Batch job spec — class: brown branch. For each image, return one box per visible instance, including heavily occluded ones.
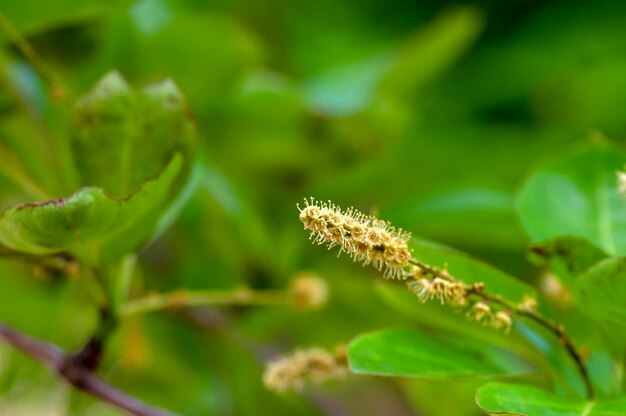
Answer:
[0,321,179,416]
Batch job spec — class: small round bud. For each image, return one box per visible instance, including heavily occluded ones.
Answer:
[491,311,513,335]
[65,260,80,279]
[233,286,254,303]
[33,264,51,280]
[467,301,491,323]
[290,273,329,310]
[407,277,467,305]
[540,273,572,306]
[409,265,424,279]
[518,295,538,312]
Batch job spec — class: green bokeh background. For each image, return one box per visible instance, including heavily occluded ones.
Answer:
[0,0,625,414]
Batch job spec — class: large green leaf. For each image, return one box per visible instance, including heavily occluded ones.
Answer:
[0,154,182,263]
[71,71,196,196]
[304,6,484,116]
[348,328,530,379]
[410,238,536,303]
[575,257,626,331]
[476,382,626,415]
[130,12,262,116]
[378,6,484,101]
[517,143,626,256]
[387,185,522,251]
[0,0,123,36]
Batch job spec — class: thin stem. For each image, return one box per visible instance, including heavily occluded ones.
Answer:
[0,56,62,195]
[120,287,290,317]
[0,11,79,195]
[410,258,595,399]
[91,266,114,307]
[0,321,178,416]
[0,10,69,100]
[113,255,137,311]
[467,288,593,398]
[515,309,594,400]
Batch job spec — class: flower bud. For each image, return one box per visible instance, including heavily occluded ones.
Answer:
[289,273,329,310]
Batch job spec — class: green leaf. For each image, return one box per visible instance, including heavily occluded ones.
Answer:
[401,378,488,416]
[71,71,196,196]
[388,185,522,251]
[476,382,626,415]
[150,160,203,242]
[130,12,262,114]
[348,328,530,379]
[529,236,608,286]
[575,257,626,330]
[378,6,485,101]
[0,154,182,263]
[304,6,484,116]
[410,238,536,303]
[517,143,626,256]
[0,0,123,36]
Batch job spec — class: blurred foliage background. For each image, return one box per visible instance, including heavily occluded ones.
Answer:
[0,0,625,414]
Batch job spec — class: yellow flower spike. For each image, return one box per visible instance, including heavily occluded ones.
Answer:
[263,347,348,393]
[298,198,412,279]
[296,197,594,399]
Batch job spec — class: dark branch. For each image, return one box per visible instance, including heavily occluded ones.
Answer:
[0,321,179,416]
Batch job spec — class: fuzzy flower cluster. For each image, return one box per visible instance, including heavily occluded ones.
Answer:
[298,198,412,279]
[298,198,526,337]
[407,267,514,335]
[466,302,513,334]
[408,276,467,306]
[263,346,348,393]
